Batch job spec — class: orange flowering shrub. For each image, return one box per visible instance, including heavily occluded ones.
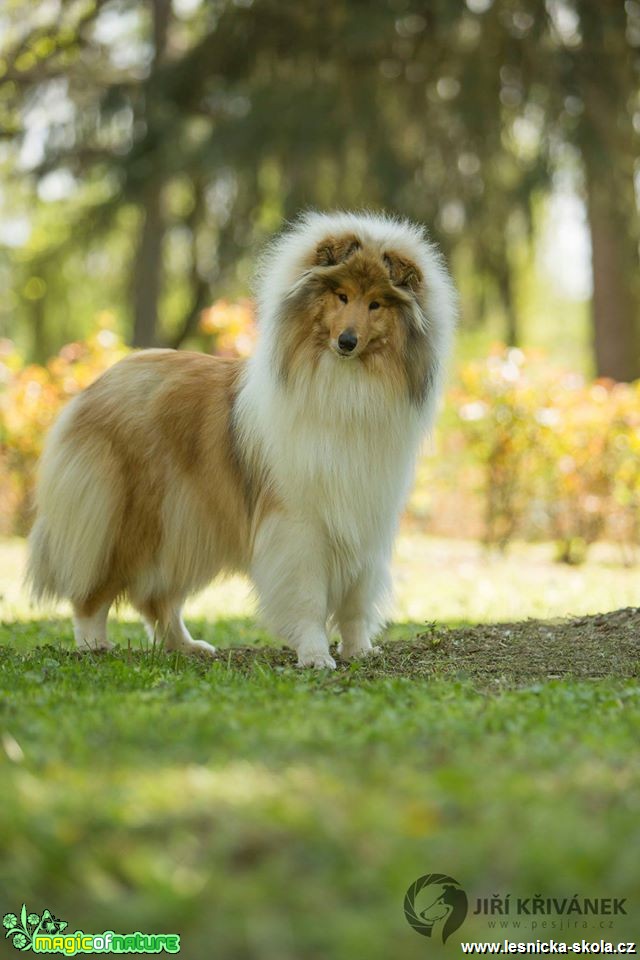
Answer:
[0,322,128,534]
[449,345,640,562]
[452,346,542,549]
[199,299,256,357]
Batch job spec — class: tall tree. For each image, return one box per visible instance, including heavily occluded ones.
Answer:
[539,0,640,379]
[576,2,640,380]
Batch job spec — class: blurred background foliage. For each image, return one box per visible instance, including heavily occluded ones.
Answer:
[1,0,640,554]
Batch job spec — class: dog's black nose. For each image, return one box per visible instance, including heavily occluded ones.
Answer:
[337,330,358,354]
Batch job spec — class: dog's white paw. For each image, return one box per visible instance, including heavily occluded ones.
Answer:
[78,638,114,653]
[296,648,337,670]
[337,641,380,660]
[177,639,217,658]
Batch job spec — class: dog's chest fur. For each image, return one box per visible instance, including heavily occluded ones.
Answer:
[237,354,423,557]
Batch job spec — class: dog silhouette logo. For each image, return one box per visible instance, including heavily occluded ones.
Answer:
[404,873,468,943]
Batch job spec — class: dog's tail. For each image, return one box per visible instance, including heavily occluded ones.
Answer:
[26,398,122,606]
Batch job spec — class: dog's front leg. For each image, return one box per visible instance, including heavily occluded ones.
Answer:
[251,512,335,670]
[336,558,391,659]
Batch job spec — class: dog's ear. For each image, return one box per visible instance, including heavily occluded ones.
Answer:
[383,251,422,292]
[313,234,361,267]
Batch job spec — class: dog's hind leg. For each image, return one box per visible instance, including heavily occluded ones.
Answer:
[137,597,216,658]
[251,512,336,670]
[72,601,113,652]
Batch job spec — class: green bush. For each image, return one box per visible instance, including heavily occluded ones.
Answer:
[448,345,640,562]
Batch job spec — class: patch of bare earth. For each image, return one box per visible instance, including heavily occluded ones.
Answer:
[221,608,640,687]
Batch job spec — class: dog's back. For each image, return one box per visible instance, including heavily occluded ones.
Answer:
[27,350,250,612]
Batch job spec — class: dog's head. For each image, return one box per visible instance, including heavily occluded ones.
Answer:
[305,232,424,363]
[256,212,458,407]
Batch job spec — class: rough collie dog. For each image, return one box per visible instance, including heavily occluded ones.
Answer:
[27,212,457,669]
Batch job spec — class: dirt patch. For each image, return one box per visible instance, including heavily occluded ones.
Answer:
[37,607,640,688]
[221,607,640,687]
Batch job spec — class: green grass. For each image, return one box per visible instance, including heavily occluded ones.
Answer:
[1,538,639,956]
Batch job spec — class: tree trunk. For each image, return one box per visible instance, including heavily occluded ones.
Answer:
[168,178,208,349]
[131,179,164,347]
[577,3,640,381]
[584,167,639,382]
[30,288,48,364]
[130,0,172,348]
[497,265,518,347]
[169,275,210,349]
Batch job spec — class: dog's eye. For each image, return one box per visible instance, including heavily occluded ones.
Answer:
[369,301,380,311]
[337,293,348,304]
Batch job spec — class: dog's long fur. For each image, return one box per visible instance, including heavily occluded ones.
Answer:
[27,211,457,668]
